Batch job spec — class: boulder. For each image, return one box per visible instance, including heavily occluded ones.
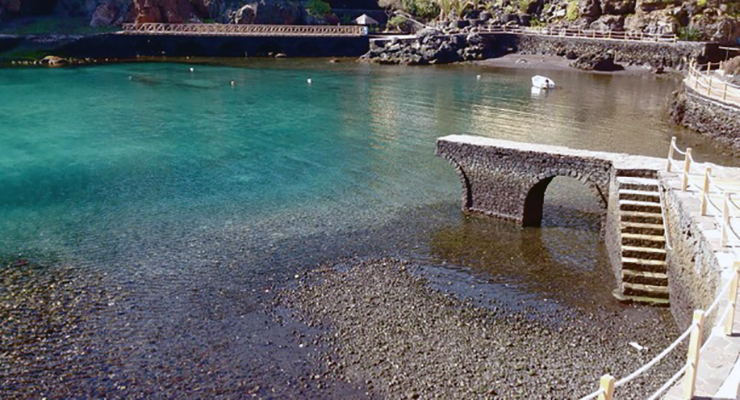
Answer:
[252,0,301,25]
[90,2,118,27]
[579,0,601,21]
[624,9,678,35]
[232,3,256,24]
[570,50,624,71]
[589,14,624,31]
[690,11,740,44]
[600,0,634,15]
[134,0,210,23]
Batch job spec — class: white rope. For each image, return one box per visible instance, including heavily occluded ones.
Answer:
[614,322,696,387]
[672,143,687,156]
[658,186,673,250]
[687,152,696,165]
[645,363,689,400]
[579,388,605,400]
[706,276,736,316]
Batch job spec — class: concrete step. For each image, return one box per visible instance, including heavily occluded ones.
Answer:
[621,221,665,235]
[622,256,667,271]
[619,199,663,213]
[622,233,666,249]
[622,269,669,286]
[622,245,667,261]
[622,282,670,299]
[618,189,661,203]
[619,181,659,191]
[615,170,659,179]
[620,210,664,225]
[612,288,670,307]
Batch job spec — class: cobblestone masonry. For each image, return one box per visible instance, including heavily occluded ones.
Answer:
[511,35,718,67]
[670,85,740,153]
[436,135,737,333]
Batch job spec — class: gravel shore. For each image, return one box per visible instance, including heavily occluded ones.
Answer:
[279,258,684,399]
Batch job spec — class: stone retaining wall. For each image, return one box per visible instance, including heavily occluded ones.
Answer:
[659,173,725,330]
[511,34,719,67]
[670,85,740,153]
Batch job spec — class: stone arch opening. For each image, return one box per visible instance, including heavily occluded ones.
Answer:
[523,175,607,228]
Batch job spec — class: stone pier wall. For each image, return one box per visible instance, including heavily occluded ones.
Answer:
[436,135,737,331]
[510,35,719,67]
[659,173,726,330]
[670,85,740,153]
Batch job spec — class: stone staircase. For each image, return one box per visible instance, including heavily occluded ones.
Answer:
[612,172,670,307]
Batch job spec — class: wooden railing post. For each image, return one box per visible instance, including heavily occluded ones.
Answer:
[667,136,676,172]
[708,73,713,96]
[598,374,615,400]
[725,262,740,335]
[683,310,705,400]
[723,193,730,247]
[701,167,712,215]
[724,82,728,101]
[682,148,692,192]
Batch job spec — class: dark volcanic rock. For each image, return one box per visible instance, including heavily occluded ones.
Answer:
[361,31,490,66]
[570,50,624,71]
[278,258,684,399]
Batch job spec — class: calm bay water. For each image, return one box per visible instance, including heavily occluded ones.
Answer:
[0,60,733,397]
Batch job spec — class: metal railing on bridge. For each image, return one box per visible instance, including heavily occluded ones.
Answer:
[579,138,740,400]
[482,25,677,43]
[685,59,740,107]
[120,23,368,37]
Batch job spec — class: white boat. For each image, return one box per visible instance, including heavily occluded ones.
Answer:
[531,75,555,89]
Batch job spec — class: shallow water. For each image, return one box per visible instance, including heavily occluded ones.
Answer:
[0,60,732,397]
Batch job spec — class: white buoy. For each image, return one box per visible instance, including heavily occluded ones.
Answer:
[476,74,481,80]
[189,67,194,72]
[230,80,235,87]
[307,78,312,84]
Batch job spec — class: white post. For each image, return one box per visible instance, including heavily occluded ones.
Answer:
[725,262,740,336]
[723,193,730,247]
[667,136,676,172]
[701,167,712,216]
[682,148,692,192]
[683,310,705,400]
[598,375,615,400]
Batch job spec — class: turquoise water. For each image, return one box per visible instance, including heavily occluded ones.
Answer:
[0,61,732,396]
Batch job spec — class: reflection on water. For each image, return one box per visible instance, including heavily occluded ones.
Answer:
[0,60,732,396]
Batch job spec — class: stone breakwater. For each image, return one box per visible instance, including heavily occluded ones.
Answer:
[670,85,740,154]
[513,35,718,68]
[361,31,493,65]
[278,258,684,399]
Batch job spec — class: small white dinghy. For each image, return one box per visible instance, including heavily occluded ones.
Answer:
[531,75,555,90]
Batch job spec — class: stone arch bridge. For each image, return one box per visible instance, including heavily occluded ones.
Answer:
[436,135,614,227]
[436,135,670,305]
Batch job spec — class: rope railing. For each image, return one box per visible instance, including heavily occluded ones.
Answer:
[578,138,740,400]
[482,25,677,43]
[579,262,740,400]
[685,59,740,106]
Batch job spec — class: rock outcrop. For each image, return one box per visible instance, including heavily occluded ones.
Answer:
[133,0,210,23]
[361,29,489,65]
[570,50,625,71]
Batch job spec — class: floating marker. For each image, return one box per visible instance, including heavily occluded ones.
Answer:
[307,78,312,84]
[231,80,235,87]
[189,67,194,72]
[476,74,481,80]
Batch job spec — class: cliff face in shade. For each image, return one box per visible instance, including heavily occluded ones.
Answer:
[132,0,209,23]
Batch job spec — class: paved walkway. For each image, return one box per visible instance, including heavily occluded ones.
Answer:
[661,161,740,400]
[685,72,740,109]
